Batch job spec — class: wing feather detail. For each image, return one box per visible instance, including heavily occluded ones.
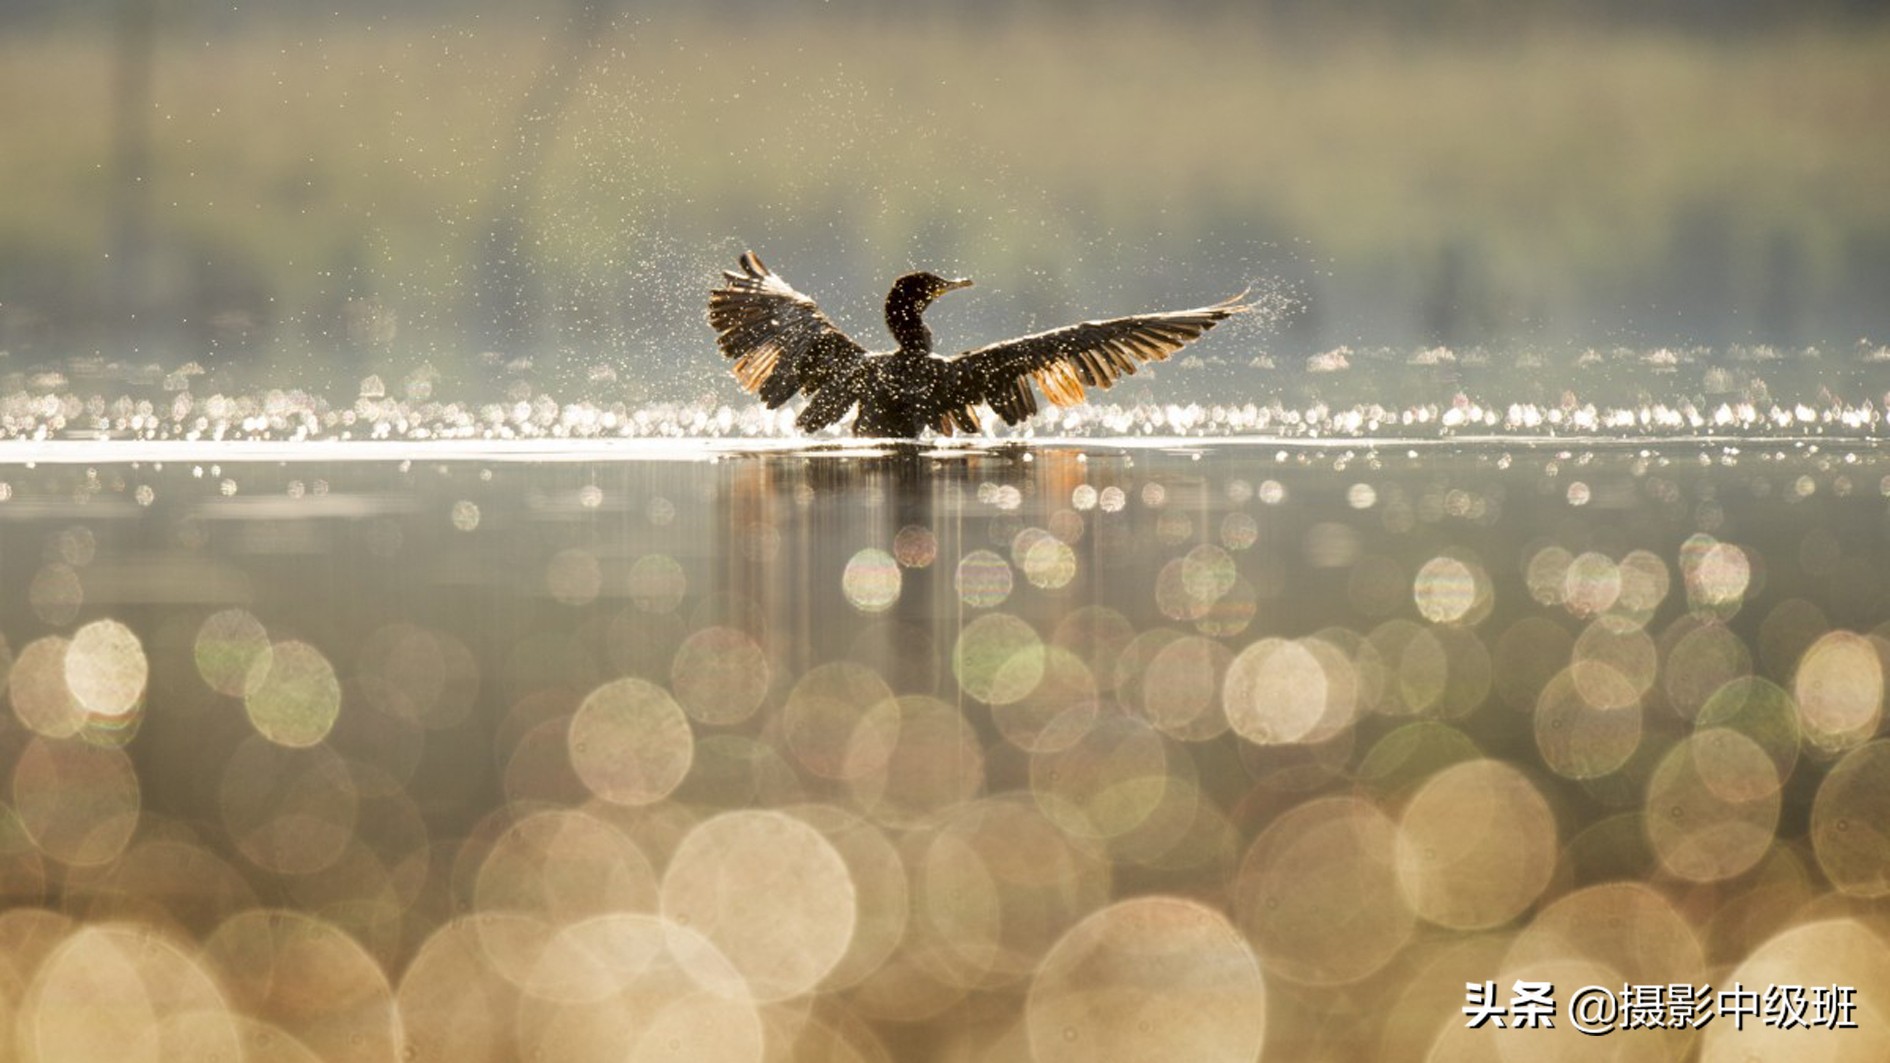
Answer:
[707,251,868,408]
[947,292,1250,425]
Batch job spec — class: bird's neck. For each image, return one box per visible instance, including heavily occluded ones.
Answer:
[885,299,933,355]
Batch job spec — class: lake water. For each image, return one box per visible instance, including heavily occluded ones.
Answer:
[1,435,1887,1060]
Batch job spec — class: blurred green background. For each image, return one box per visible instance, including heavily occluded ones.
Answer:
[2,0,1887,397]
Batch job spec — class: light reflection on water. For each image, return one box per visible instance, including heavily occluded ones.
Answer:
[0,441,1887,1060]
[8,337,1890,446]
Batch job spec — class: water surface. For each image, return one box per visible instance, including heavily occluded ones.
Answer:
[0,438,1886,1060]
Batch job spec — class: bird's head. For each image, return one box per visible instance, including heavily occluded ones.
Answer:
[888,271,973,314]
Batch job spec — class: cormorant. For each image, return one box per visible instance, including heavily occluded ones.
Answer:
[708,251,1249,437]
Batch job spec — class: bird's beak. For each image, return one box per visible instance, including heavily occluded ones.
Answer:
[944,277,973,292]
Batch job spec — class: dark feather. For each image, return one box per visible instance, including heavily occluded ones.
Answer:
[706,251,867,409]
[945,292,1250,425]
[794,367,862,432]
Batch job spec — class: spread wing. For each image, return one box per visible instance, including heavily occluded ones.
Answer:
[947,293,1250,425]
[707,251,868,409]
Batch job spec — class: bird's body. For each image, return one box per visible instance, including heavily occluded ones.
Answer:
[707,251,1248,438]
[852,352,951,438]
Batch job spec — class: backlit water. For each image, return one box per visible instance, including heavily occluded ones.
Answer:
[1,429,1888,1060]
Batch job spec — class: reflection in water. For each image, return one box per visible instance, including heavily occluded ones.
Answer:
[0,441,1888,1059]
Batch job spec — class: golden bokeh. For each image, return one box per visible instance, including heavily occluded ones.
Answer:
[1027,896,1266,1063]
[1810,740,1890,897]
[1660,618,1751,721]
[1140,634,1233,741]
[0,448,1883,1059]
[1793,631,1885,753]
[522,914,763,1062]
[1237,796,1414,985]
[953,549,1014,609]
[1031,711,1172,840]
[8,637,85,739]
[193,609,272,699]
[992,646,1100,753]
[18,923,231,1063]
[671,625,770,725]
[1397,759,1558,929]
[64,620,147,720]
[842,547,903,613]
[14,737,142,868]
[1534,662,1644,780]
[567,677,695,806]
[845,696,985,828]
[661,810,857,1002]
[241,640,341,748]
[952,612,1045,706]
[1645,729,1781,882]
[397,916,520,1062]
[781,662,897,780]
[474,808,659,927]
[1701,919,1890,1062]
[545,547,603,606]
[203,908,401,1061]
[218,737,359,876]
[909,795,1109,992]
[1224,638,1357,745]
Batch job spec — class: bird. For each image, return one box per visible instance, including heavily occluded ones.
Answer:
[707,251,1250,437]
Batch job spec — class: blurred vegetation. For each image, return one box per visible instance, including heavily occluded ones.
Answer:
[1,2,1887,396]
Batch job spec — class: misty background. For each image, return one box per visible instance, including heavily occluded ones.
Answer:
[2,0,1887,403]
